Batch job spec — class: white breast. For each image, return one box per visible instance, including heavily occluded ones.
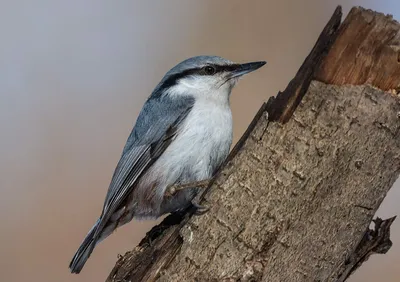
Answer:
[150,99,233,189]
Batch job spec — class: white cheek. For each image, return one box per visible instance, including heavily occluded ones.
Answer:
[181,77,218,92]
[166,76,232,103]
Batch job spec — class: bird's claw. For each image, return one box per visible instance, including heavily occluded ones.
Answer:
[191,201,210,215]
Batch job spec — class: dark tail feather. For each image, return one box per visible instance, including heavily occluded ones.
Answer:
[69,219,100,274]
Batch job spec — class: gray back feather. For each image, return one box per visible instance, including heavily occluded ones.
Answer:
[103,94,194,211]
[123,95,195,153]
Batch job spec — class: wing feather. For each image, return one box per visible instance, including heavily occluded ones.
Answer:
[91,96,194,248]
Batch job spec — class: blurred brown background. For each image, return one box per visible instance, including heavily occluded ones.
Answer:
[1,1,399,281]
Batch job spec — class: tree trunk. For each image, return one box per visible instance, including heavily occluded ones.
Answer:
[107,6,400,282]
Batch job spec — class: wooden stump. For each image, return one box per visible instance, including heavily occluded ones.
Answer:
[107,6,400,282]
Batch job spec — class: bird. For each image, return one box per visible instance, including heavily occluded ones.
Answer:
[69,55,266,273]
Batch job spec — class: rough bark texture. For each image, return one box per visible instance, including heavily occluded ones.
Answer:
[107,6,400,282]
[154,80,400,282]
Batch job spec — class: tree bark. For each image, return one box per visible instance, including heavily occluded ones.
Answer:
[107,6,400,282]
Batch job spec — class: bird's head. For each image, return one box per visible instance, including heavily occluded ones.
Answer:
[153,56,266,103]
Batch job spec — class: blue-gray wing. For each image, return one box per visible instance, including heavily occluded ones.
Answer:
[93,95,194,241]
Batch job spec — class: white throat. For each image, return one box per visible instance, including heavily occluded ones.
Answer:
[165,76,235,106]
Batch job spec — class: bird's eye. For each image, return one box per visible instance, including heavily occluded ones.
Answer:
[204,66,216,75]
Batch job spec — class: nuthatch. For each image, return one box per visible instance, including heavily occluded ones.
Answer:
[69,55,266,273]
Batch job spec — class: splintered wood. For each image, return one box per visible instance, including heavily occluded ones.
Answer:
[316,7,400,91]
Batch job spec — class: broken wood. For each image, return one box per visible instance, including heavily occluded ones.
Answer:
[337,217,396,282]
[107,6,400,282]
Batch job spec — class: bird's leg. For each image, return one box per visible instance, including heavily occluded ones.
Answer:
[164,179,211,197]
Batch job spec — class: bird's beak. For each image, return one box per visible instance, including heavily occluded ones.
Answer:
[229,61,266,78]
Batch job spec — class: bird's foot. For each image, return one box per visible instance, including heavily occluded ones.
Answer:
[165,179,211,197]
[191,200,210,216]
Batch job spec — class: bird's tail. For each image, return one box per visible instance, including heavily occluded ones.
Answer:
[69,219,100,274]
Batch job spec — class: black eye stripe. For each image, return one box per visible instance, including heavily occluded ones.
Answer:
[158,64,241,90]
[213,64,241,73]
